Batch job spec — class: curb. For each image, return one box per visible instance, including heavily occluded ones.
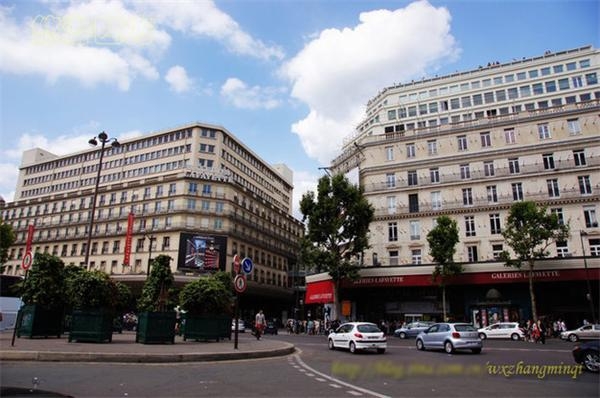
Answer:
[0,343,296,363]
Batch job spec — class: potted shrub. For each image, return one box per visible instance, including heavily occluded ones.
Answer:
[66,268,118,343]
[16,253,66,338]
[136,254,177,344]
[179,271,233,342]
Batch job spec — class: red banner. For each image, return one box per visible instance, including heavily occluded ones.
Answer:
[123,212,135,266]
[25,224,35,254]
[305,280,335,304]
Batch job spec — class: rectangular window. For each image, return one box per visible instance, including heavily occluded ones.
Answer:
[467,246,478,262]
[495,90,506,102]
[567,118,581,135]
[410,220,420,240]
[450,98,460,110]
[532,83,544,95]
[408,194,419,213]
[457,135,468,151]
[408,170,418,186]
[504,128,516,144]
[538,123,551,139]
[472,94,483,105]
[551,208,564,225]
[461,96,471,107]
[427,140,437,155]
[520,85,531,97]
[484,161,495,177]
[490,214,502,234]
[188,182,198,193]
[411,249,422,265]
[487,185,498,203]
[558,78,570,90]
[543,153,555,170]
[585,72,597,85]
[572,76,583,88]
[574,149,586,166]
[484,92,494,104]
[590,239,600,257]
[430,168,440,183]
[462,188,473,206]
[388,222,398,242]
[584,206,598,228]
[389,251,399,266]
[547,179,560,198]
[578,176,592,195]
[460,164,471,179]
[387,196,397,214]
[507,87,518,100]
[509,158,520,174]
[431,191,442,210]
[465,216,476,237]
[386,173,396,189]
[556,241,569,257]
[406,143,416,158]
[385,146,394,161]
[545,81,556,93]
[512,183,524,201]
[480,132,491,148]
[388,109,397,120]
[492,244,503,259]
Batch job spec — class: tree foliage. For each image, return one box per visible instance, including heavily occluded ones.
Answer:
[427,215,462,283]
[18,253,67,309]
[0,220,16,267]
[137,254,175,312]
[179,275,233,316]
[66,269,118,311]
[500,201,570,321]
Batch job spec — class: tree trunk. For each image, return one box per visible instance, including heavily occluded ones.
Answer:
[333,279,341,321]
[528,260,538,321]
[442,284,447,322]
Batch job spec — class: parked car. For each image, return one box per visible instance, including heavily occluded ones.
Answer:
[477,322,525,341]
[561,324,600,342]
[264,321,278,335]
[328,322,387,354]
[572,339,600,373]
[416,323,482,354]
[394,321,434,339]
[231,319,245,333]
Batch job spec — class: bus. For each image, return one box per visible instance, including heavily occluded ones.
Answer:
[0,275,23,330]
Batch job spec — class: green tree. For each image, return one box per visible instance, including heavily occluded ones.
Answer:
[18,253,67,309]
[179,275,233,315]
[0,220,16,268]
[299,174,374,320]
[427,215,461,321]
[138,254,175,312]
[500,201,570,321]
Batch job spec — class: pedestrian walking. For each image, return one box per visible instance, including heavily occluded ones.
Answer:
[254,309,266,340]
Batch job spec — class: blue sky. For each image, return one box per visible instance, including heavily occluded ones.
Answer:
[0,0,598,219]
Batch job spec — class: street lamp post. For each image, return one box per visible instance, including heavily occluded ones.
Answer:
[579,231,597,324]
[145,234,155,275]
[84,132,120,268]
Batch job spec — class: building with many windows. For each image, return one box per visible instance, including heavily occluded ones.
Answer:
[306,46,600,326]
[1,122,305,320]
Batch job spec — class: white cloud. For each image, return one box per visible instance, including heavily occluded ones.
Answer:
[220,77,284,110]
[165,65,192,93]
[133,0,284,61]
[281,0,459,164]
[291,169,320,221]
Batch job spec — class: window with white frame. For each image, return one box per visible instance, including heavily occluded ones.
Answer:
[573,149,587,166]
[550,208,564,225]
[578,176,592,195]
[389,250,399,266]
[386,146,394,161]
[509,158,520,174]
[467,245,478,262]
[584,206,598,228]
[460,164,471,179]
[490,213,502,234]
[484,161,495,177]
[386,173,396,188]
[567,118,581,135]
[492,244,503,259]
[538,123,551,140]
[411,249,422,265]
[547,179,560,198]
[465,216,476,237]
[480,132,491,148]
[589,239,600,257]
[512,183,524,201]
[487,185,498,203]
[504,128,516,144]
[427,140,437,155]
[406,143,416,158]
[457,135,468,151]
[430,168,440,183]
[408,170,418,186]
[388,222,398,241]
[410,220,420,240]
[431,191,442,210]
[555,241,569,257]
[463,188,473,206]
[387,196,397,214]
[543,153,555,170]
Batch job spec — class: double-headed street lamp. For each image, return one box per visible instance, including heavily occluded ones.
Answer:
[579,231,597,324]
[84,132,120,268]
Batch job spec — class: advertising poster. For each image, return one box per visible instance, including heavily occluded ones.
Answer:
[177,233,227,272]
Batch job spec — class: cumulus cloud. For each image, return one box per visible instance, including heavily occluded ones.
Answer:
[281,0,459,164]
[220,77,285,110]
[291,169,320,221]
[165,65,192,93]
[133,0,284,61]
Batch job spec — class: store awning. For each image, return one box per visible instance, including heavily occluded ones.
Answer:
[305,280,334,304]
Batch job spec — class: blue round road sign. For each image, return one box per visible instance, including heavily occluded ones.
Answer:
[241,257,253,274]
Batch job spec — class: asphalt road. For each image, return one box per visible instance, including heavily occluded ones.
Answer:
[2,333,598,397]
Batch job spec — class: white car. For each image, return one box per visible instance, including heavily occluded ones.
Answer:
[478,322,525,341]
[328,322,387,354]
[561,324,600,342]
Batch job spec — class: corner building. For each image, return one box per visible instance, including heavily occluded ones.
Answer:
[1,122,304,320]
[308,46,600,327]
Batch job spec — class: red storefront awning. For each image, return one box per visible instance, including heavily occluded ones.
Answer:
[305,280,334,304]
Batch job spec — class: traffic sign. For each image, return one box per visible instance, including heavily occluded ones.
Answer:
[241,257,253,274]
[233,254,241,274]
[22,251,33,271]
[233,274,247,293]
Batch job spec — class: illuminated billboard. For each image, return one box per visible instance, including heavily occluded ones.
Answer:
[177,233,227,273]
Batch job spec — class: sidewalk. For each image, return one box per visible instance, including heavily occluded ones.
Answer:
[0,330,295,363]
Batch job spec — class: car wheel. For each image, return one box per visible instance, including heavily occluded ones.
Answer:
[511,333,520,341]
[582,350,600,373]
[328,339,335,350]
[377,348,386,354]
[416,339,425,351]
[569,334,579,342]
[471,348,482,354]
[399,332,406,339]
[349,342,357,354]
[444,341,454,354]
[479,333,487,340]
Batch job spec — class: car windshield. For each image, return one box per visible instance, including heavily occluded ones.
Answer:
[357,324,381,333]
[454,324,477,332]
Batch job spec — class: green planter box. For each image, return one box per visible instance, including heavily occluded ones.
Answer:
[17,304,63,338]
[68,309,113,343]
[184,315,229,342]
[136,312,176,344]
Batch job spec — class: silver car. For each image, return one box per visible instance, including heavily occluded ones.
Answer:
[328,322,387,354]
[394,321,434,339]
[416,323,482,354]
[561,324,600,342]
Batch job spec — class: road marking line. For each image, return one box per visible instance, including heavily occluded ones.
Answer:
[347,391,363,396]
[330,384,342,389]
[315,378,327,382]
